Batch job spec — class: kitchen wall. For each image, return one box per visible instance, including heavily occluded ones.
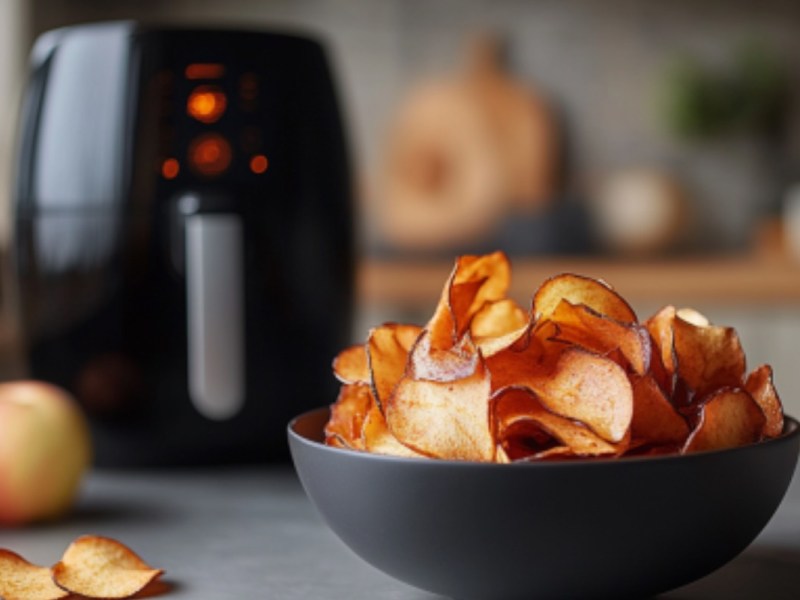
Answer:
[23,0,800,251]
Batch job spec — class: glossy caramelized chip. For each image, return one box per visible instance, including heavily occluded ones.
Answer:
[332,344,369,384]
[52,535,163,599]
[325,384,373,450]
[0,550,69,600]
[745,364,784,438]
[533,273,637,324]
[672,314,746,399]
[682,389,766,454]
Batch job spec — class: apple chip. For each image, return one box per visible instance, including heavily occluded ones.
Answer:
[470,299,530,357]
[471,298,529,339]
[745,364,784,438]
[645,305,677,375]
[367,324,420,408]
[362,404,427,458]
[324,384,373,450]
[630,375,689,444]
[427,251,511,351]
[0,550,69,600]
[672,314,746,400]
[486,319,564,392]
[533,273,637,324]
[495,346,633,443]
[387,353,494,461]
[332,344,369,385]
[682,389,766,453]
[494,387,623,458]
[549,300,651,374]
[52,535,163,599]
[410,331,480,383]
[393,323,424,352]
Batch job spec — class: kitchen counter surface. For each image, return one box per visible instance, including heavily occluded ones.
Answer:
[3,464,799,599]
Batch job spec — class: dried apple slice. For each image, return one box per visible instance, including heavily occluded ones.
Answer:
[533,273,637,324]
[332,344,369,384]
[367,324,420,409]
[494,387,623,457]
[0,550,69,600]
[745,364,784,438]
[324,384,373,450]
[362,403,427,458]
[672,314,746,400]
[486,319,564,392]
[499,346,633,443]
[410,331,481,383]
[387,352,494,461]
[682,388,766,453]
[52,535,163,599]
[630,374,689,444]
[645,305,677,375]
[392,323,424,352]
[471,298,529,339]
[550,300,651,374]
[471,299,530,358]
[427,251,511,350]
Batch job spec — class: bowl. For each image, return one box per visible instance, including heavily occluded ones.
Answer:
[289,407,799,600]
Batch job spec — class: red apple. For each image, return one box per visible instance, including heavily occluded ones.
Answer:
[0,381,91,525]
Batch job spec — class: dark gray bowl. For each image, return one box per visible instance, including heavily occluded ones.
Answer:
[289,408,799,600]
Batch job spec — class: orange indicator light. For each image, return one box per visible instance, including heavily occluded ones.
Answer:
[185,63,225,80]
[161,158,180,179]
[250,154,269,174]
[188,134,232,177]
[187,86,227,123]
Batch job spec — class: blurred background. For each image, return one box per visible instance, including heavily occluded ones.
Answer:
[1,0,800,438]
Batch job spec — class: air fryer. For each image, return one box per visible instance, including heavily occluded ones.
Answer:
[11,22,354,466]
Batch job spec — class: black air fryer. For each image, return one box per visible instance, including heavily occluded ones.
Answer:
[11,22,353,465]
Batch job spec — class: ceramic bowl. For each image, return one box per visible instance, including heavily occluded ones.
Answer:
[289,407,799,600]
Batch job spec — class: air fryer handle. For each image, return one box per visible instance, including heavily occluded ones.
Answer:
[183,201,245,421]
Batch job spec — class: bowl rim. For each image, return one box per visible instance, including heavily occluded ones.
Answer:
[288,406,800,469]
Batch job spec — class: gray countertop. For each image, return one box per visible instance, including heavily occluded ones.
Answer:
[3,464,799,599]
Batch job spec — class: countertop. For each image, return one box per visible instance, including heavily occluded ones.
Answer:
[3,464,799,599]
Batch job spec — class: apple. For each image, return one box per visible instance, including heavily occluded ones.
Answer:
[0,381,91,525]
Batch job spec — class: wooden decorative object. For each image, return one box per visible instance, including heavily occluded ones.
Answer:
[379,35,559,250]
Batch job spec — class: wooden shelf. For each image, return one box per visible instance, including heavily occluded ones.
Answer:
[357,255,800,310]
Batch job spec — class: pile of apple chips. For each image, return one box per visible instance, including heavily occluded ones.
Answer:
[326,252,784,461]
